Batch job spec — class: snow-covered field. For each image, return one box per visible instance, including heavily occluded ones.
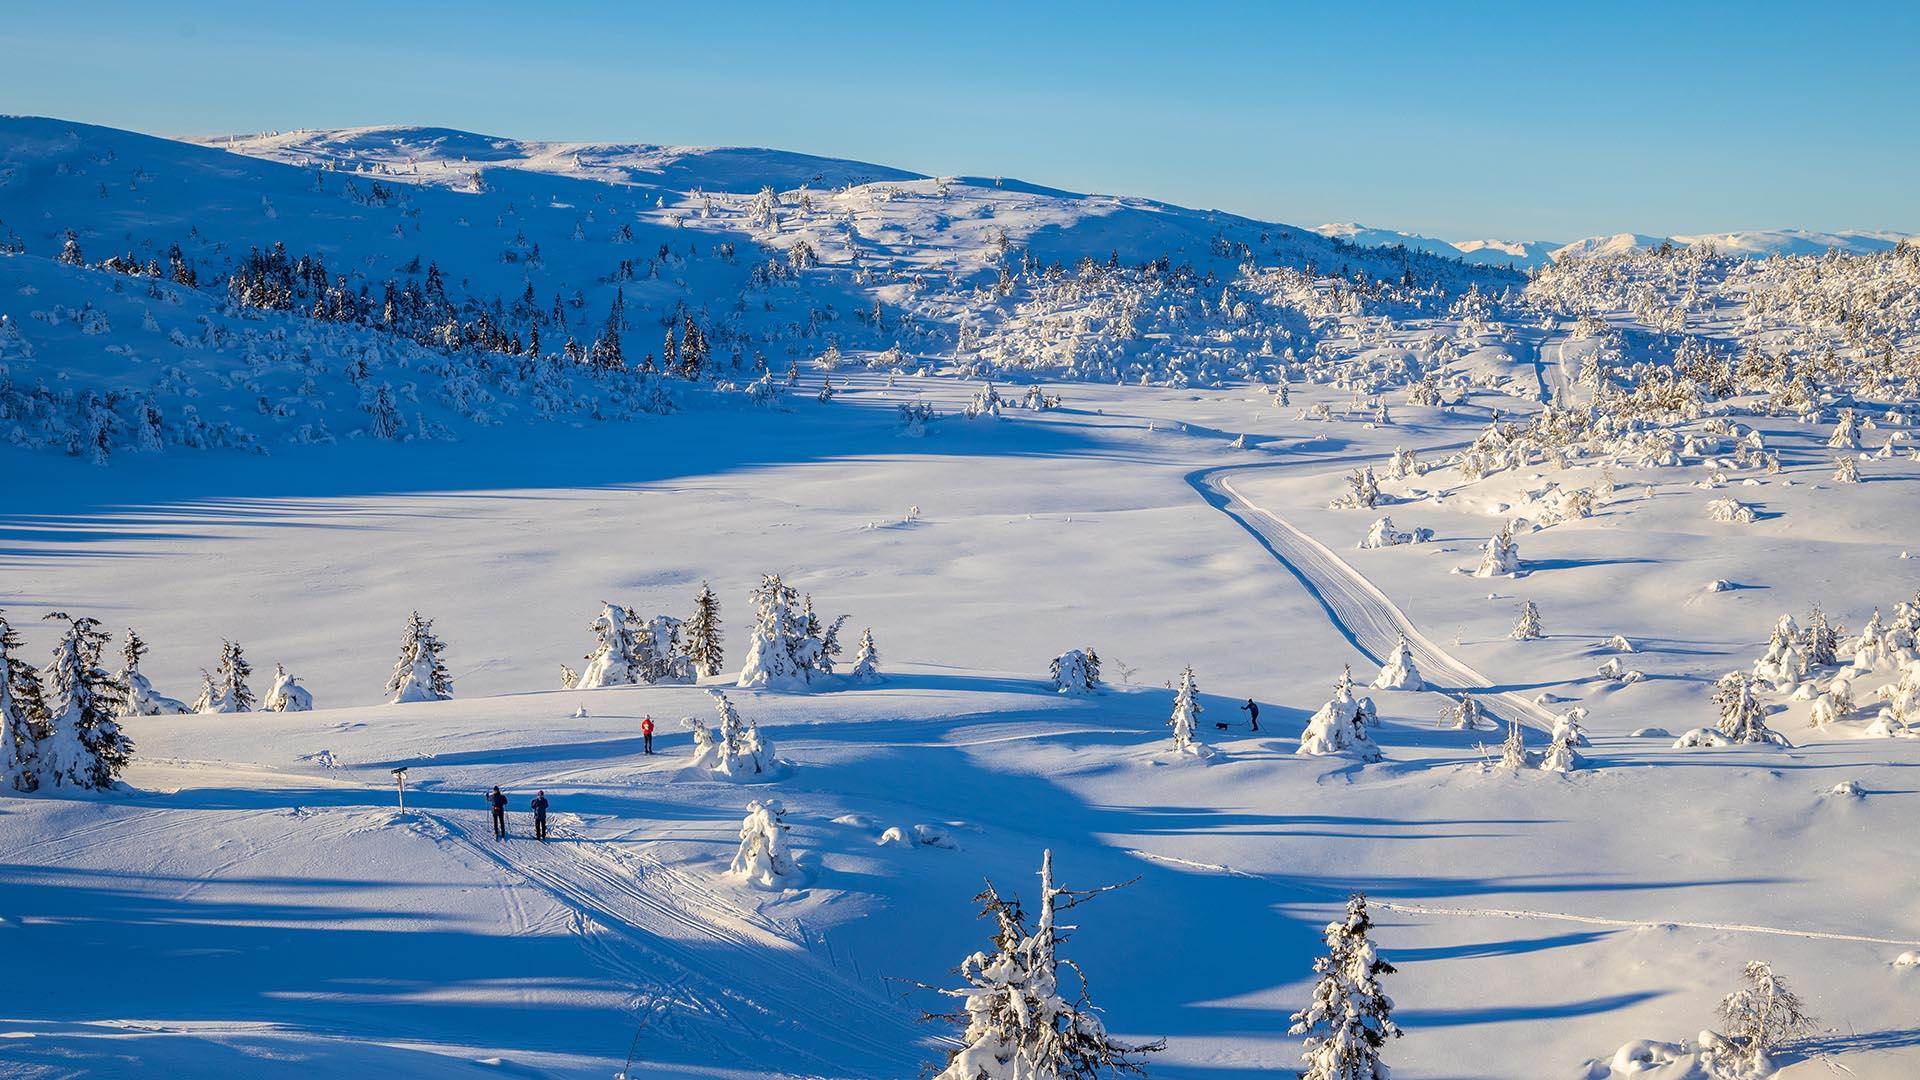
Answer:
[3,115,1919,1079]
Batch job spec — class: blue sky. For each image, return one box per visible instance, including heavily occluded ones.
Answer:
[6,2,1916,241]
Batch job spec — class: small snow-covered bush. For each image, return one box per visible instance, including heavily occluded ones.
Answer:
[728,799,798,887]
[1357,516,1431,549]
[1049,647,1100,694]
[1707,497,1757,524]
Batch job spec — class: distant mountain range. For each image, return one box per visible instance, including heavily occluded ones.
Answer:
[1313,223,1912,269]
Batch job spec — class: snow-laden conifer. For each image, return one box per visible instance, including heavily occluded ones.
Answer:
[195,639,254,713]
[579,602,643,689]
[264,663,314,712]
[1289,893,1400,1080]
[39,613,131,790]
[1169,665,1209,756]
[1370,634,1424,691]
[729,799,798,887]
[1299,667,1382,761]
[1511,600,1544,641]
[1714,672,1789,746]
[115,628,188,716]
[387,611,452,703]
[684,581,724,677]
[850,627,881,683]
[926,849,1164,1080]
[1,612,48,793]
[687,690,774,778]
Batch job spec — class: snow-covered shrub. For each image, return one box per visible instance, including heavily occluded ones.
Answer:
[263,663,314,712]
[1673,727,1734,749]
[1707,497,1757,524]
[1716,961,1817,1072]
[1370,634,1424,691]
[728,799,798,887]
[1357,516,1431,549]
[1049,647,1100,694]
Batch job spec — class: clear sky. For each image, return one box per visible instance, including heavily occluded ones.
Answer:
[5,1,1916,242]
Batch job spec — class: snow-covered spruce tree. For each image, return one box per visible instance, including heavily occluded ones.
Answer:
[1472,524,1519,578]
[39,614,132,790]
[1752,614,1808,690]
[925,849,1164,1080]
[1169,665,1209,756]
[387,611,452,703]
[1443,691,1486,731]
[1299,667,1382,762]
[850,627,881,683]
[1331,466,1382,510]
[1289,893,1401,1080]
[1510,601,1544,641]
[729,799,798,887]
[1716,961,1816,1072]
[579,602,643,689]
[1833,455,1860,483]
[1370,634,1423,691]
[690,690,773,777]
[1498,717,1529,769]
[1,612,49,792]
[684,581,724,678]
[263,663,314,712]
[1539,725,1579,773]
[737,575,810,689]
[196,639,254,713]
[1050,648,1100,695]
[114,628,187,716]
[1802,606,1841,668]
[641,613,695,684]
[1714,672,1789,746]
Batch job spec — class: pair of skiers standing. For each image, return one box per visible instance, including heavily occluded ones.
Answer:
[485,716,656,840]
[488,786,550,841]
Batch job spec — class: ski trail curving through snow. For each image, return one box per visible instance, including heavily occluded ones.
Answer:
[1190,464,1560,734]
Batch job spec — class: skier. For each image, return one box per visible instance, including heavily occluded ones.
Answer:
[487,785,508,840]
[531,789,550,841]
[641,714,655,755]
[1241,698,1260,731]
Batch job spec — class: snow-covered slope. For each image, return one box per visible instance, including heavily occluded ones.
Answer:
[5,113,1920,1080]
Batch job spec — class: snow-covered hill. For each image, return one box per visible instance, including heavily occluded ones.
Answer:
[4,113,1920,1080]
[1313,222,1560,268]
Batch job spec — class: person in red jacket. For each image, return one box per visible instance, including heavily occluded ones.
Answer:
[641,715,655,755]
